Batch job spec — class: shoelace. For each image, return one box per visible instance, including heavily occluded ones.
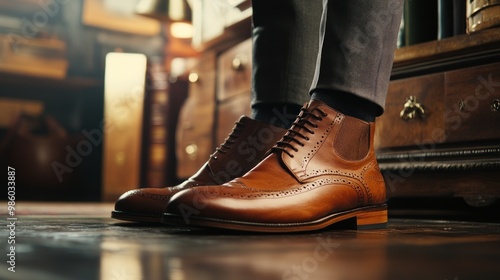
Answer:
[210,120,245,160]
[272,107,327,158]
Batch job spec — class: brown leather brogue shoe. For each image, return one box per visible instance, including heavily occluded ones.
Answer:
[112,116,287,223]
[162,100,388,232]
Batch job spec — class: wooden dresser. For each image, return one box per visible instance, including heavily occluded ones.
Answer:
[176,17,500,206]
[376,27,500,206]
[176,17,252,179]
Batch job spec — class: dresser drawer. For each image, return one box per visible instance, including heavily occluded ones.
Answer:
[375,73,445,150]
[444,62,500,143]
[176,52,217,178]
[217,38,252,101]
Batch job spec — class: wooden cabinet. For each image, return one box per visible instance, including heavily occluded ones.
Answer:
[216,38,252,146]
[376,28,500,205]
[140,60,189,189]
[175,13,252,179]
[176,52,217,178]
[376,73,445,149]
[217,38,253,101]
[444,62,500,143]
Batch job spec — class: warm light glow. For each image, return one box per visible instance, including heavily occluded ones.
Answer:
[99,240,143,280]
[170,58,185,78]
[170,22,194,38]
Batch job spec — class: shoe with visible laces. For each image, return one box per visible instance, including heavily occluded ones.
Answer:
[162,100,388,232]
[111,116,287,223]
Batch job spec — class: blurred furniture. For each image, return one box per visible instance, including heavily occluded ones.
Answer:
[140,59,189,188]
[0,36,68,79]
[102,53,148,201]
[0,74,103,201]
[0,0,166,200]
[176,8,251,179]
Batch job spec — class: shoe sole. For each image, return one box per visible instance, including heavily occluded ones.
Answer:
[111,210,162,223]
[161,204,388,233]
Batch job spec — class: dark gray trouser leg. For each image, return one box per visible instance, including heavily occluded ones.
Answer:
[311,0,404,112]
[251,0,403,113]
[251,0,322,107]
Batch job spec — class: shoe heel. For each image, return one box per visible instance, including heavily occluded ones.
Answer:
[355,205,388,230]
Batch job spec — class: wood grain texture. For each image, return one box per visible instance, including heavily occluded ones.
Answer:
[393,27,500,68]
[444,62,500,142]
[375,73,445,150]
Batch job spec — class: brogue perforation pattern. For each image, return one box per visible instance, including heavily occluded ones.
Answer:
[303,163,375,204]
[136,190,172,201]
[202,177,364,202]
[361,164,374,204]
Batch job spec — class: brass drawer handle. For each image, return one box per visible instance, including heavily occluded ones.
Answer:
[232,55,247,71]
[400,96,425,120]
[188,72,199,83]
[491,99,500,112]
[458,100,465,111]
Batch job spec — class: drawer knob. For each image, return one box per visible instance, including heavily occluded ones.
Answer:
[491,99,500,112]
[188,72,199,83]
[185,144,198,157]
[232,55,247,71]
[400,95,425,120]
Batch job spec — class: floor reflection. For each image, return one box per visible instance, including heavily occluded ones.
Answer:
[98,230,390,280]
[2,217,500,280]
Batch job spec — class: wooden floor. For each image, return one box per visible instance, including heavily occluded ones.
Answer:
[2,202,500,280]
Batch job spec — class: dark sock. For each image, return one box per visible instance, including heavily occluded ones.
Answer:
[311,90,381,122]
[251,103,302,129]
